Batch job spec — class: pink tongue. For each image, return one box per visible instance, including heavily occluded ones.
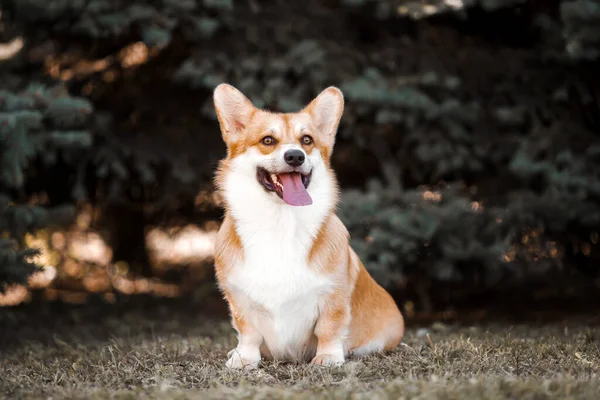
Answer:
[279,173,312,206]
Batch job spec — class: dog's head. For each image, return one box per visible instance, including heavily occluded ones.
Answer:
[213,84,344,208]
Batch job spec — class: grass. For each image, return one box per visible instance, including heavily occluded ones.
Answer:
[1,299,599,399]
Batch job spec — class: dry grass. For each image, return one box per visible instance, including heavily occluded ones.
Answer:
[1,305,599,399]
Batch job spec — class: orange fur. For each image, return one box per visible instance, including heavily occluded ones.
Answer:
[212,83,404,368]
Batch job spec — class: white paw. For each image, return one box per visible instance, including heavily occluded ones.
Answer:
[311,353,345,366]
[225,348,260,370]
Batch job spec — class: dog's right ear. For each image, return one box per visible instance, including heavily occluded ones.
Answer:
[213,84,255,142]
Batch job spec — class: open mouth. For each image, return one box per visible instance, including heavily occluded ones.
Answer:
[257,167,313,206]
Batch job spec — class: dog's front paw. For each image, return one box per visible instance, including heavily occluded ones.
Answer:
[311,353,345,366]
[225,348,260,370]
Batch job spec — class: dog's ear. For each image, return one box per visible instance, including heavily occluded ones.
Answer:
[213,84,256,143]
[303,87,344,147]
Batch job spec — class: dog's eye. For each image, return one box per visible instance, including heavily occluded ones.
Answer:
[261,136,276,145]
[301,135,313,145]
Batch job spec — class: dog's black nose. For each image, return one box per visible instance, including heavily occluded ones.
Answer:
[284,149,305,167]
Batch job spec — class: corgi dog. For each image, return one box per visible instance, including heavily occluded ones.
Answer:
[212,83,404,369]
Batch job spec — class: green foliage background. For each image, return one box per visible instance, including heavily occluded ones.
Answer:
[0,0,599,307]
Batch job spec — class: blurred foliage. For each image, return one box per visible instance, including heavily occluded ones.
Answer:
[6,0,230,47]
[0,77,207,290]
[173,40,334,117]
[339,181,508,288]
[0,84,93,186]
[340,68,486,183]
[560,0,600,61]
[0,237,40,293]
[0,0,599,306]
[0,83,86,290]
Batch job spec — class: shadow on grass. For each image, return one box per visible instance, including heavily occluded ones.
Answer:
[2,285,600,355]
[0,291,230,353]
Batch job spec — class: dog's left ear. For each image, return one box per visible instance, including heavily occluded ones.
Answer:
[303,87,344,147]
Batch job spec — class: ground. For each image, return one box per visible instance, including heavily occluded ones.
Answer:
[1,297,599,399]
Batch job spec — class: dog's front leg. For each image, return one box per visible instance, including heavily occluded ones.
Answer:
[311,296,350,366]
[225,296,263,370]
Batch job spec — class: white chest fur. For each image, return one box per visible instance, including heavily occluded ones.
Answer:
[225,204,336,360]
[221,154,336,360]
[225,229,333,360]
